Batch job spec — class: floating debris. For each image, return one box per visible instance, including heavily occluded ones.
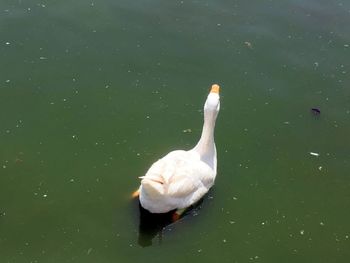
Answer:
[310,152,320,157]
[311,108,321,115]
[244,41,253,49]
[182,128,192,133]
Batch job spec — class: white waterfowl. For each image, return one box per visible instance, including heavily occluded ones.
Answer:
[134,84,221,217]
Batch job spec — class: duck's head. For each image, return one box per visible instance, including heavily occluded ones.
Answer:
[204,84,220,116]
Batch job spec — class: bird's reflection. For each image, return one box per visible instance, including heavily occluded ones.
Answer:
[136,199,204,247]
[137,204,174,247]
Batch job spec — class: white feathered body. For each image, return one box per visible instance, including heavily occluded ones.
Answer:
[139,149,216,213]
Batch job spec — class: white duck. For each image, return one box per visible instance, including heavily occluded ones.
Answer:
[133,84,221,219]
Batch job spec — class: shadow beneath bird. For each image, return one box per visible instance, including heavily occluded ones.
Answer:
[137,204,174,247]
[136,199,205,247]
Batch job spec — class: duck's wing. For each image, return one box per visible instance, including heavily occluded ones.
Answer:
[166,158,214,198]
[143,154,202,196]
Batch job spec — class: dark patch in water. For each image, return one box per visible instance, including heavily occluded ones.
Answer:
[311,108,321,115]
[137,204,174,247]
[135,198,205,247]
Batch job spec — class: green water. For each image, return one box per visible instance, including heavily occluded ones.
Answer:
[1,0,350,262]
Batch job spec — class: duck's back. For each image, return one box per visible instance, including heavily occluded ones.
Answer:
[139,150,215,213]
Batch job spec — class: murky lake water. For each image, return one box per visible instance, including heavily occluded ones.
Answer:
[1,0,350,262]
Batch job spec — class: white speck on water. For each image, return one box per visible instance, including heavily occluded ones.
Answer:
[344,44,349,48]
[300,230,305,235]
[232,196,238,200]
[223,239,227,243]
[87,248,93,255]
[318,166,323,171]
[5,42,10,45]
[310,152,320,157]
[229,221,235,224]
[244,41,253,48]
[43,194,47,198]
[70,179,75,183]
[284,121,290,125]
[50,102,55,105]
[320,222,325,226]
[5,79,10,83]
[39,56,47,60]
[197,249,202,253]
[2,165,6,169]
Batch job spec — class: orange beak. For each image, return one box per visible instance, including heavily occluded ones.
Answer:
[210,84,220,94]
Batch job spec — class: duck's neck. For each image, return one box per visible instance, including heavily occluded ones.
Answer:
[193,111,217,157]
